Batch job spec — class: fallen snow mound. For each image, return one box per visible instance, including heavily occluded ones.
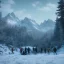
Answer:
[58,45,64,54]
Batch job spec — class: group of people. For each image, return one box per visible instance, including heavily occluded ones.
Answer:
[20,47,38,55]
[20,47,31,55]
[11,47,57,55]
[40,47,57,54]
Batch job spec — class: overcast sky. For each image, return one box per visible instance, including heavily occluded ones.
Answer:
[1,0,59,24]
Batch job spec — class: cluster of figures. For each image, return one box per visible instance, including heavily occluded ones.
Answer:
[11,47,57,55]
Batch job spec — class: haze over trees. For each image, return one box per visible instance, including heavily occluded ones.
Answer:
[0,0,64,49]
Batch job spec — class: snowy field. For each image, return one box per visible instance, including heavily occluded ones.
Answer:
[0,44,64,64]
[0,54,64,64]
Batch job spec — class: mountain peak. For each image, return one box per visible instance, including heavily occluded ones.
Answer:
[4,12,19,22]
[40,19,55,31]
[10,12,16,17]
[24,17,31,21]
[44,19,54,23]
[7,12,17,19]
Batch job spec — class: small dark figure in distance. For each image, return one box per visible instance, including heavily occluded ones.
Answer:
[53,47,57,55]
[35,47,37,53]
[20,48,23,55]
[33,47,35,53]
[25,47,27,55]
[22,51,26,55]
[28,47,30,54]
[44,48,46,53]
[11,48,14,54]
[41,48,43,53]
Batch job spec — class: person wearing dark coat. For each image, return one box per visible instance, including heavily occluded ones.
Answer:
[22,51,26,55]
[25,47,27,55]
[27,47,30,54]
[53,47,57,54]
[35,47,37,53]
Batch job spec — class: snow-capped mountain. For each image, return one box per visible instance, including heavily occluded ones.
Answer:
[3,12,20,26]
[3,12,55,33]
[20,17,40,31]
[20,18,55,32]
[40,19,55,32]
[20,17,43,39]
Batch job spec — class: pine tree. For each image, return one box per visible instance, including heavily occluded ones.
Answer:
[57,0,64,31]
[55,0,64,45]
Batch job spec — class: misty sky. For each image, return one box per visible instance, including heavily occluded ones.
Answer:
[1,0,59,24]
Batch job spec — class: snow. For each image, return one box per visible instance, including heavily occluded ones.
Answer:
[0,44,64,64]
[7,19,17,26]
[57,46,64,54]
[0,54,64,64]
[0,44,11,55]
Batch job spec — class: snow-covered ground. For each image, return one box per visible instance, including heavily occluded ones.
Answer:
[0,44,64,64]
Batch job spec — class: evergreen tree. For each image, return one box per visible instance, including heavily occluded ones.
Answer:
[54,0,64,47]
[57,0,64,28]
[55,0,64,44]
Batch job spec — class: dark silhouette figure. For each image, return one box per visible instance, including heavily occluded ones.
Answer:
[35,47,37,53]
[11,48,14,54]
[24,47,27,55]
[53,47,57,54]
[28,47,30,54]
[41,48,43,53]
[44,48,46,53]
[20,48,23,55]
[22,51,26,55]
[33,47,35,53]
[33,47,37,54]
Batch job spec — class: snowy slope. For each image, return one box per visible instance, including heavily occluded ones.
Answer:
[0,44,11,55]
[57,46,64,54]
[0,53,64,64]
[0,44,64,64]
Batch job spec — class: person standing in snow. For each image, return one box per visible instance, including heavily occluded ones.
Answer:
[20,48,23,55]
[25,47,27,55]
[35,47,37,53]
[53,47,57,54]
[11,47,14,54]
[27,47,30,54]
[41,48,43,53]
[33,47,37,54]
[33,47,35,53]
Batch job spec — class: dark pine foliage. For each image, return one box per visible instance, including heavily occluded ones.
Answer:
[54,0,64,46]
